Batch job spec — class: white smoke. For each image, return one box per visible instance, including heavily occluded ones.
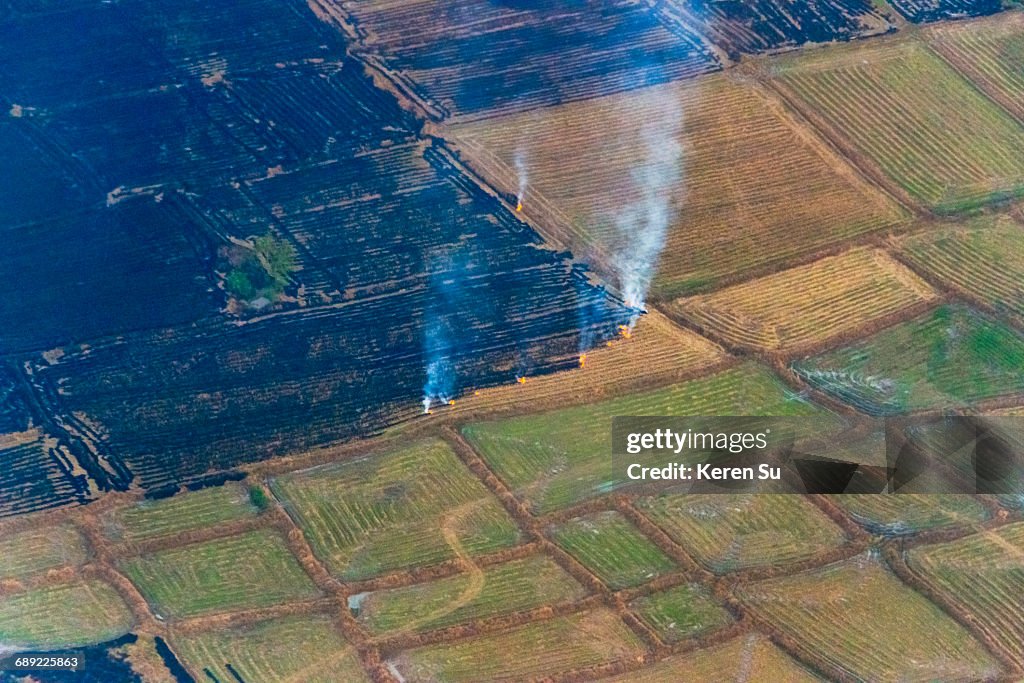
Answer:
[612,94,684,328]
[514,148,528,209]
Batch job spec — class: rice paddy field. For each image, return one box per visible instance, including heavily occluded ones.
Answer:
[0,579,134,650]
[628,582,733,643]
[0,524,87,580]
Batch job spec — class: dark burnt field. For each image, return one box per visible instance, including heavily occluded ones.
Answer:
[888,0,1005,22]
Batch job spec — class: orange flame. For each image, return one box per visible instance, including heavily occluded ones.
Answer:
[579,353,587,368]
[448,399,456,406]
[618,325,632,339]
[515,201,523,212]
[517,376,526,384]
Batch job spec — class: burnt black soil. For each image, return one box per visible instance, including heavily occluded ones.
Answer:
[887,0,1005,22]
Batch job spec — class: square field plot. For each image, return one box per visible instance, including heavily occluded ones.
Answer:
[0,197,220,355]
[0,428,94,518]
[908,522,1024,669]
[172,614,368,683]
[793,304,1024,415]
[671,248,936,354]
[548,511,675,590]
[774,39,1024,213]
[900,216,1024,322]
[354,554,586,635]
[832,494,990,536]
[737,557,1001,682]
[462,363,824,514]
[388,608,644,682]
[100,482,259,544]
[272,439,521,581]
[0,579,133,650]
[452,75,907,298]
[628,582,732,643]
[636,494,846,574]
[119,529,319,619]
[603,633,820,682]
[340,0,718,120]
[0,524,88,580]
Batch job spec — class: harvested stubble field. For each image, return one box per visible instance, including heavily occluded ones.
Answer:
[737,557,1001,682]
[463,363,824,514]
[0,524,87,580]
[0,428,93,518]
[908,522,1024,669]
[388,608,645,682]
[355,554,586,635]
[793,304,1024,415]
[602,632,820,682]
[830,493,991,535]
[628,582,733,643]
[636,494,846,574]
[171,614,369,683]
[271,439,521,581]
[548,511,676,590]
[672,247,937,353]
[452,74,907,298]
[119,529,319,619]
[100,481,258,544]
[899,216,1024,322]
[774,38,1024,213]
[0,578,134,650]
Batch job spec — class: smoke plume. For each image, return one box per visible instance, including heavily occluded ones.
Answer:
[514,148,528,211]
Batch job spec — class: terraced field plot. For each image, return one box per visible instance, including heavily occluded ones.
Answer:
[272,439,521,581]
[628,582,732,643]
[900,216,1024,321]
[453,75,907,298]
[0,579,133,650]
[776,39,1024,212]
[100,481,258,544]
[355,554,586,635]
[0,524,87,580]
[172,614,368,683]
[389,608,644,682]
[120,529,319,618]
[636,494,846,573]
[603,633,820,682]
[909,522,1024,668]
[889,0,1005,22]
[549,511,675,590]
[793,304,1024,414]
[339,0,718,120]
[832,494,991,535]
[463,363,824,514]
[0,428,93,519]
[739,558,1001,681]
[672,248,936,353]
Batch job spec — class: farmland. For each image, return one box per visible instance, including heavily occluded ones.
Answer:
[463,363,824,513]
[908,522,1024,668]
[355,554,586,635]
[548,511,676,589]
[0,524,87,580]
[628,582,733,643]
[775,39,1024,212]
[172,615,368,683]
[793,304,1024,414]
[889,0,1005,23]
[452,74,907,298]
[388,608,644,682]
[636,494,846,573]
[0,579,134,650]
[0,428,94,518]
[672,248,936,353]
[271,439,521,580]
[119,529,319,618]
[832,494,991,535]
[737,557,1001,682]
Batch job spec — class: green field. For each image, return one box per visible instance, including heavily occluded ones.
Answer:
[356,554,586,634]
[463,363,823,513]
[794,304,1024,414]
[173,614,368,682]
[628,582,732,643]
[777,40,1024,212]
[0,579,133,649]
[101,482,259,544]
[738,557,1000,682]
[909,522,1024,669]
[548,511,675,589]
[390,608,644,682]
[637,494,845,573]
[120,529,318,618]
[0,524,88,579]
[901,218,1024,321]
[272,439,521,581]
[833,494,990,535]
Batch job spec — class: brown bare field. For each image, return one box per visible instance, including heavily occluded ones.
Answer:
[450,73,908,299]
[671,247,937,353]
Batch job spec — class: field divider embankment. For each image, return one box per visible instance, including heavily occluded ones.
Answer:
[743,609,862,683]
[169,596,340,636]
[104,514,271,560]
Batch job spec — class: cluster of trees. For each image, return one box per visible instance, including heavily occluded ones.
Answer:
[223,233,297,306]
